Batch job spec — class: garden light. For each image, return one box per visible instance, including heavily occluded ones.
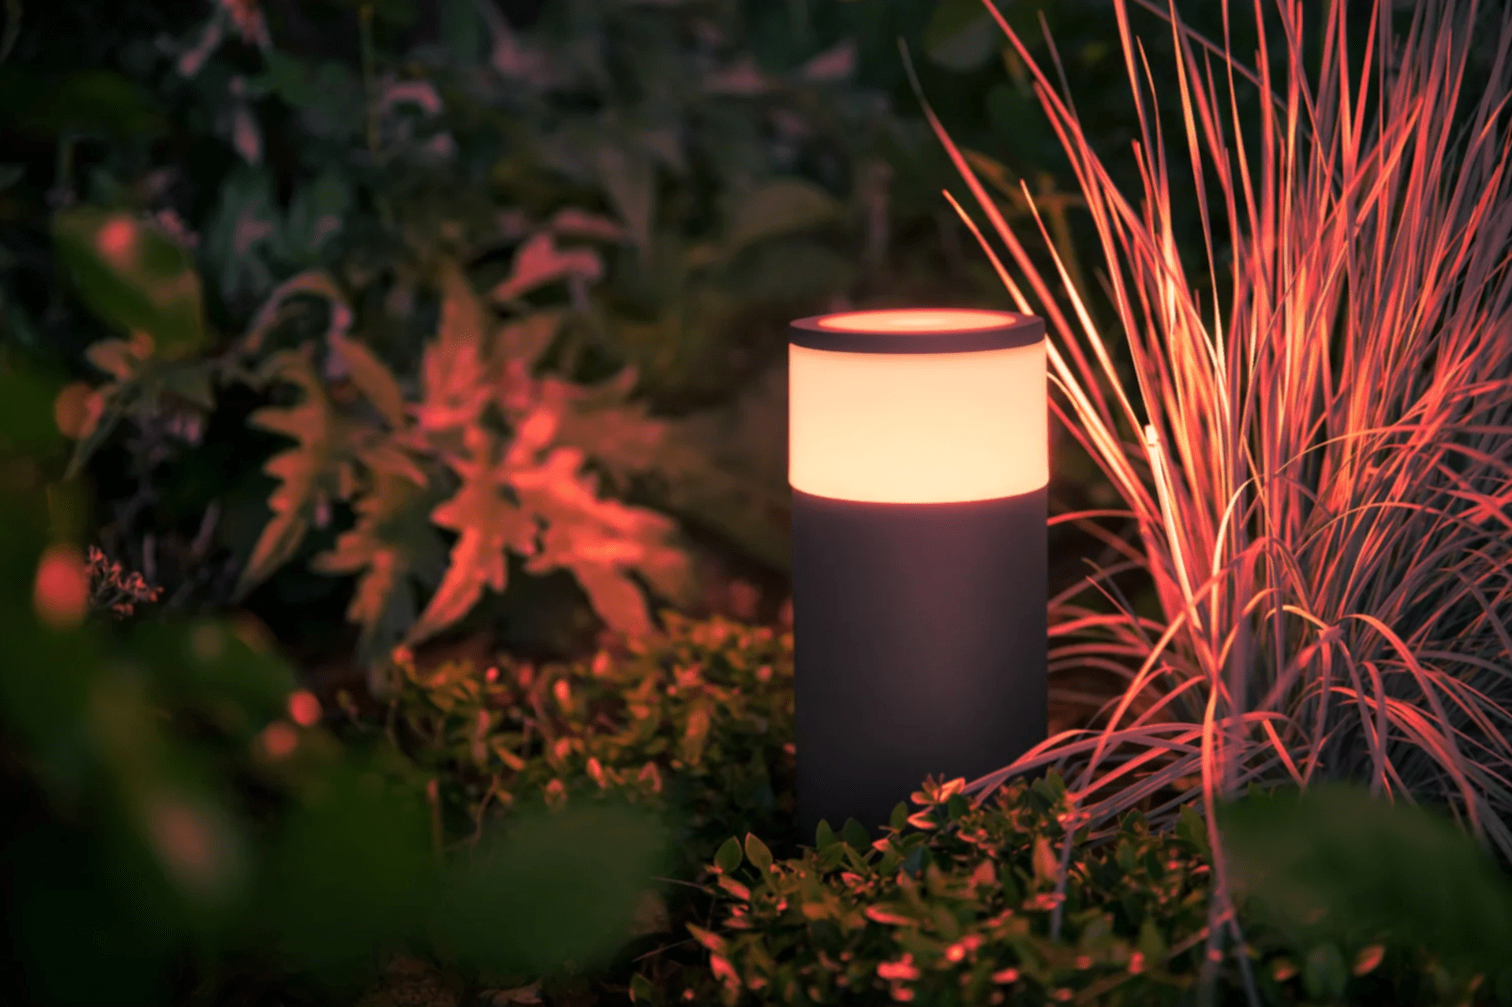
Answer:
[789,308,1048,833]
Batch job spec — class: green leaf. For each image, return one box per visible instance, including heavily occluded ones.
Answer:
[628,973,660,1006]
[724,178,839,254]
[997,863,1021,905]
[0,68,164,138]
[1302,944,1347,1002]
[1221,785,1512,977]
[53,208,206,357]
[1137,916,1166,961]
[1177,804,1210,858]
[312,470,447,664]
[890,802,909,832]
[924,0,1000,72]
[744,833,773,873]
[283,169,352,264]
[0,366,63,456]
[204,168,282,305]
[841,818,870,851]
[815,819,837,850]
[714,836,743,874]
[257,53,363,136]
[429,802,668,975]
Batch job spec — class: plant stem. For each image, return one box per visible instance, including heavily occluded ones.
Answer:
[359,3,380,159]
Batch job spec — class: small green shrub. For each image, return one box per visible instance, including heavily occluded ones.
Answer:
[680,778,1512,1007]
[390,612,797,873]
[687,775,1214,1007]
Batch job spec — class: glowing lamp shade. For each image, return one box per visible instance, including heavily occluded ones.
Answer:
[790,311,1047,504]
[789,308,1049,835]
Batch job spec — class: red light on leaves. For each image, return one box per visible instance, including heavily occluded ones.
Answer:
[96,217,137,265]
[287,690,322,727]
[34,545,90,630]
[260,722,298,759]
[53,382,104,440]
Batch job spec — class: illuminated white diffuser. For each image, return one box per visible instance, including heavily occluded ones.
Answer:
[789,308,1048,833]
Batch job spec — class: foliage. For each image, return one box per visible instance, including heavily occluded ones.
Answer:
[0,361,669,1006]
[686,779,1510,1007]
[690,774,1211,1007]
[1221,785,1512,989]
[0,0,984,653]
[85,543,165,618]
[905,0,1512,992]
[1,0,1170,659]
[389,611,796,876]
[55,201,694,669]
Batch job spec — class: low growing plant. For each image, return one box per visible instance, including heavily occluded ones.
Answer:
[688,774,1212,1007]
[387,612,797,873]
[682,779,1509,1007]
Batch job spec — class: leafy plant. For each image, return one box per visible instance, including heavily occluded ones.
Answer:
[687,774,1214,1007]
[910,0,1512,991]
[1221,785,1512,995]
[22,0,983,663]
[63,237,694,669]
[389,611,796,874]
[686,777,1512,1007]
[0,361,669,1006]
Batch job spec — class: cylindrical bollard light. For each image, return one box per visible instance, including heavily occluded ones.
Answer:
[789,308,1048,835]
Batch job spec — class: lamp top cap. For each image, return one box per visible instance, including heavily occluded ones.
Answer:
[790,308,1044,354]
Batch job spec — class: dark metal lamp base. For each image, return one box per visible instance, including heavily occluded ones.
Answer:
[792,488,1048,836]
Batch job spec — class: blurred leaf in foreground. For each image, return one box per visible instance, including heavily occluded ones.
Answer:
[52,208,207,358]
[431,801,668,977]
[1220,785,1512,978]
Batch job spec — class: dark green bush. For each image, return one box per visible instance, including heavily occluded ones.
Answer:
[684,779,1512,1007]
[389,611,797,876]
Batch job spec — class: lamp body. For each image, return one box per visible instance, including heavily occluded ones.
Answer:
[789,309,1048,834]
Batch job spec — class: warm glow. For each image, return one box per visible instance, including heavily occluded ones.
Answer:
[288,691,323,728]
[816,309,1017,333]
[33,544,90,630]
[789,341,1047,504]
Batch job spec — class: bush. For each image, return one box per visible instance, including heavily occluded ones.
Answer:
[691,774,1211,1007]
[389,612,797,878]
[686,777,1512,1007]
